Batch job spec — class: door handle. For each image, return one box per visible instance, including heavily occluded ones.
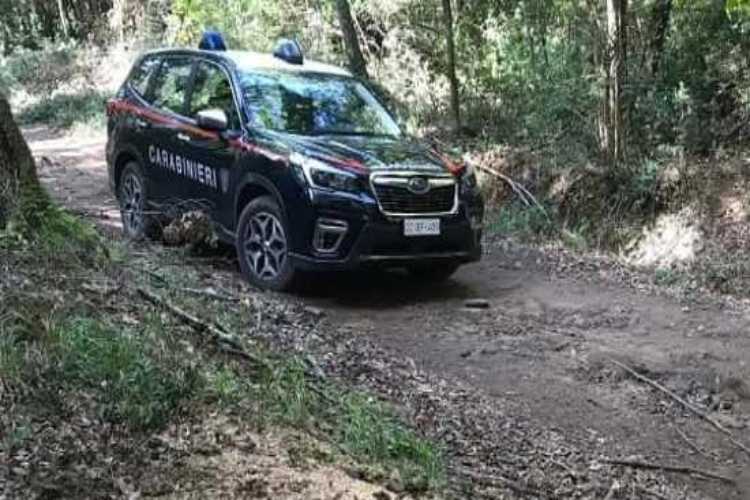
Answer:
[176,133,191,142]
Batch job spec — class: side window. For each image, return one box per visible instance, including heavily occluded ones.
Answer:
[128,56,160,100]
[189,62,241,130]
[150,57,193,115]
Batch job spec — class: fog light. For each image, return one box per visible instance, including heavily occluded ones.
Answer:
[313,218,348,253]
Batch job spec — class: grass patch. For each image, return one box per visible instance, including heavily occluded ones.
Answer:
[53,317,202,430]
[250,359,444,492]
[0,332,25,381]
[260,360,318,427]
[17,90,109,129]
[337,393,445,491]
[4,190,106,267]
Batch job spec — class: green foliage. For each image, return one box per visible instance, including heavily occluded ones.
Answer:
[337,393,444,491]
[259,359,318,427]
[1,43,82,94]
[53,317,201,430]
[0,332,25,381]
[249,358,444,491]
[206,364,251,406]
[5,194,106,267]
[488,202,555,239]
[17,90,109,128]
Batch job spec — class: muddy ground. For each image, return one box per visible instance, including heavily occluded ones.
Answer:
[25,125,750,499]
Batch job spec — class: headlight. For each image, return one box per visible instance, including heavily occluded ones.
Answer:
[460,163,478,194]
[290,152,360,193]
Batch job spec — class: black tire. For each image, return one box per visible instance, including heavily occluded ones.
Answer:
[118,162,159,240]
[236,196,297,291]
[407,262,461,283]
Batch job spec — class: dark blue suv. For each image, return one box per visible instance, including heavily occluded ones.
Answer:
[106,37,484,290]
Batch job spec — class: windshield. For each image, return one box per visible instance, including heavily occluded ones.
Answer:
[239,70,401,137]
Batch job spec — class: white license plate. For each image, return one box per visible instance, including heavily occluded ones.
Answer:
[404,218,441,236]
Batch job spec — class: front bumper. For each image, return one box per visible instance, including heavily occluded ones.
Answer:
[288,188,483,271]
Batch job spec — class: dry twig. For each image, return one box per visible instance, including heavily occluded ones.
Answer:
[608,357,750,458]
[452,467,542,496]
[179,286,237,302]
[673,425,713,460]
[475,163,549,219]
[136,287,268,369]
[604,458,735,484]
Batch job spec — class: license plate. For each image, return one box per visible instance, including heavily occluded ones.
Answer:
[404,218,440,236]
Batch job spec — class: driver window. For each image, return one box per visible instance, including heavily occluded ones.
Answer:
[190,62,240,130]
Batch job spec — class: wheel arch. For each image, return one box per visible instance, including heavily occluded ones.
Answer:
[113,146,144,193]
[234,174,288,228]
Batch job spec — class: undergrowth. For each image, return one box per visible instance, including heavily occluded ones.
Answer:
[1,204,445,493]
[16,90,109,129]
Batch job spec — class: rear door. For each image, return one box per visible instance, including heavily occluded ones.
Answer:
[143,56,195,205]
[108,55,160,189]
[182,59,242,228]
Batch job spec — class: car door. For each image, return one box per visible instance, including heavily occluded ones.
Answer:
[182,59,242,228]
[144,55,195,206]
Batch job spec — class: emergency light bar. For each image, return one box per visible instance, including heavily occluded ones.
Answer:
[199,30,227,51]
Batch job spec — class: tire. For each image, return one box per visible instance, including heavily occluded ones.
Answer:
[236,196,297,291]
[118,162,159,240]
[407,262,460,283]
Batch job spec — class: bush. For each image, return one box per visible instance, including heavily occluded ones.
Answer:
[17,90,109,128]
[1,43,83,95]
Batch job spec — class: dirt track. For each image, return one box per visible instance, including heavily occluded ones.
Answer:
[26,125,750,498]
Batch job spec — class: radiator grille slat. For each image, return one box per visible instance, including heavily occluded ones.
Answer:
[372,181,456,215]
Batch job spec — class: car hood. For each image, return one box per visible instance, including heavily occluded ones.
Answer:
[261,132,460,175]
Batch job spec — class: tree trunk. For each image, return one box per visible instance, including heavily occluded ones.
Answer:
[0,94,43,229]
[335,0,369,80]
[442,0,461,130]
[57,0,70,39]
[599,0,627,166]
[650,0,671,76]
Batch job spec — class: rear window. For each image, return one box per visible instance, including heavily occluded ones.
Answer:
[128,56,160,99]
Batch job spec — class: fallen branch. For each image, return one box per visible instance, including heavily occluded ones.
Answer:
[136,287,268,369]
[476,164,549,219]
[179,286,237,302]
[608,357,750,458]
[674,425,713,460]
[604,458,735,484]
[451,467,541,496]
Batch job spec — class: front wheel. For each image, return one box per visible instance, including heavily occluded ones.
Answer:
[407,262,460,283]
[236,196,297,291]
[118,162,158,240]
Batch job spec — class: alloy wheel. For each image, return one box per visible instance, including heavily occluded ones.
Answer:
[121,171,144,235]
[243,212,288,280]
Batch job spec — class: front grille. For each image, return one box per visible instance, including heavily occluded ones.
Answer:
[372,178,456,215]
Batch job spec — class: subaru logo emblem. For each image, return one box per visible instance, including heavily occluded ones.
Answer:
[407,177,430,194]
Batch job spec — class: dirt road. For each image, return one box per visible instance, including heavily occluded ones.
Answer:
[26,126,750,498]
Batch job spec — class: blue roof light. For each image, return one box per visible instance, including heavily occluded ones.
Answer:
[273,39,304,65]
[199,30,227,51]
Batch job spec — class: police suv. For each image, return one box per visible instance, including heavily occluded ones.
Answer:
[107,33,484,291]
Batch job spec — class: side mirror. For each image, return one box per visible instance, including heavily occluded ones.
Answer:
[196,109,228,132]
